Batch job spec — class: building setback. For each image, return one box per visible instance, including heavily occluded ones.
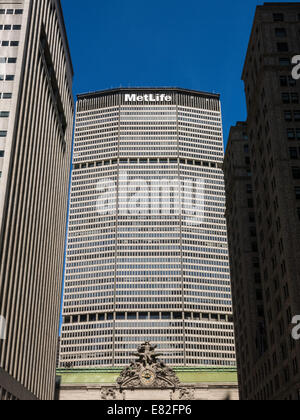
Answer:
[0,0,74,400]
[224,3,300,400]
[60,87,236,370]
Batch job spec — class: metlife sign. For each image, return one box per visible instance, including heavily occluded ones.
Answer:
[124,93,173,103]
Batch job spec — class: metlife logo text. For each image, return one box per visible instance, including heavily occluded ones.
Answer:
[124,93,173,103]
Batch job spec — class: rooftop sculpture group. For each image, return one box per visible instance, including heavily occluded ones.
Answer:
[117,342,180,389]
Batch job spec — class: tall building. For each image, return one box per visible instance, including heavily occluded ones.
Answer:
[60,87,236,370]
[224,122,268,399]
[0,0,74,400]
[224,3,300,400]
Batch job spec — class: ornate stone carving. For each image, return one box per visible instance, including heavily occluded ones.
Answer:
[101,388,117,400]
[179,388,195,400]
[117,342,180,389]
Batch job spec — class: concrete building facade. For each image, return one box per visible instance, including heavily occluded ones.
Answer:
[60,87,236,371]
[0,0,74,400]
[224,3,300,400]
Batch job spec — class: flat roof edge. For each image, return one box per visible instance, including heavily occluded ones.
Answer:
[77,87,221,101]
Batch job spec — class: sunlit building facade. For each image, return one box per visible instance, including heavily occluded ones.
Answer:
[60,88,236,369]
[0,0,74,400]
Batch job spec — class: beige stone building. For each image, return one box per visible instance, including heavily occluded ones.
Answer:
[56,368,239,401]
[224,3,300,400]
[0,0,74,400]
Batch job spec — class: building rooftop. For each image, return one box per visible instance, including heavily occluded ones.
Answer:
[77,87,221,101]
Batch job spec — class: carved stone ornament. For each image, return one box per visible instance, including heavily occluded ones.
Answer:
[101,388,117,400]
[179,388,195,400]
[117,342,181,389]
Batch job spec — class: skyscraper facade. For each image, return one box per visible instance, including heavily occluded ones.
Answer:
[224,122,268,399]
[60,88,236,370]
[0,0,74,400]
[224,3,300,400]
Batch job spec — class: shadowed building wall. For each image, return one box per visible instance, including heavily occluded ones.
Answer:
[224,3,300,400]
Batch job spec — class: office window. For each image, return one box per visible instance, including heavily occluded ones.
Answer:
[284,111,292,121]
[294,111,300,122]
[292,167,300,179]
[0,112,9,118]
[273,13,284,22]
[0,131,7,137]
[284,94,299,104]
[0,41,19,47]
[0,58,17,64]
[282,93,290,104]
[0,150,4,157]
[279,58,290,66]
[287,129,295,139]
[280,76,288,87]
[291,93,299,104]
[289,147,298,159]
[288,76,297,87]
[0,9,23,14]
[275,28,287,37]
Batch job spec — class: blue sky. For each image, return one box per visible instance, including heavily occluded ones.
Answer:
[60,0,290,143]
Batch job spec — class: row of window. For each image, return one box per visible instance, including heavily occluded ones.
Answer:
[0,8,23,15]
[0,41,19,47]
[289,147,300,160]
[0,25,21,30]
[0,74,14,81]
[0,93,12,99]
[273,12,300,22]
[74,157,219,170]
[280,75,296,87]
[284,110,300,122]
[282,92,299,104]
[64,311,232,324]
[0,57,17,63]
[287,128,300,140]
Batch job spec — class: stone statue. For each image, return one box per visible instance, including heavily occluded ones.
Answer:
[132,342,162,367]
[117,342,180,389]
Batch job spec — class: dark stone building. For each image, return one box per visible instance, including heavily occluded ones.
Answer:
[224,3,300,400]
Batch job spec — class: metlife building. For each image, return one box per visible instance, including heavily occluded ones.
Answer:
[60,88,236,369]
